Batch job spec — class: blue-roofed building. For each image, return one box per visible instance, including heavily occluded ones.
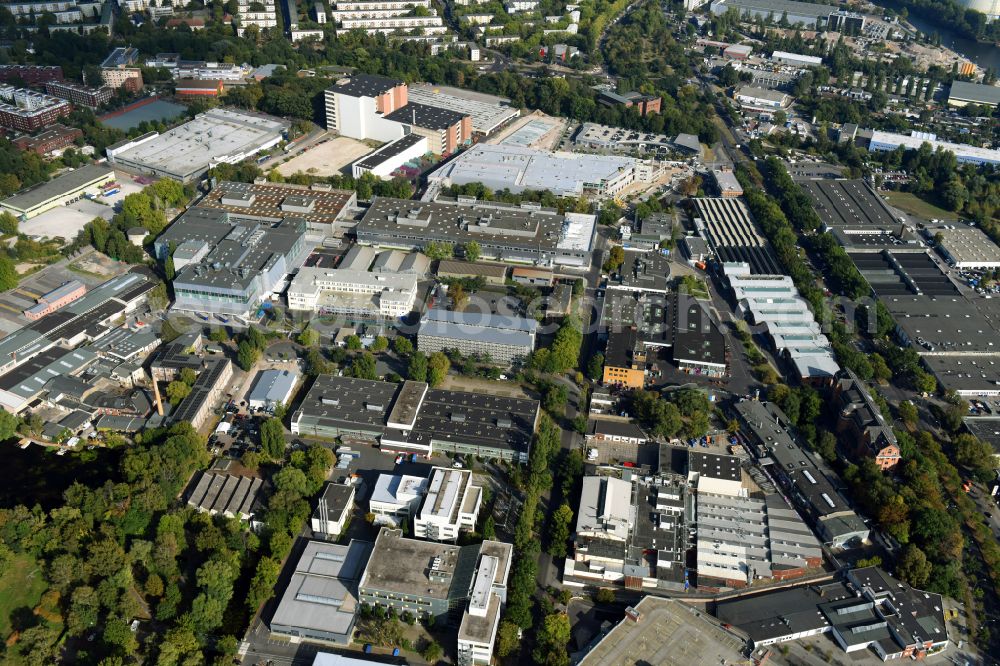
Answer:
[416,308,537,365]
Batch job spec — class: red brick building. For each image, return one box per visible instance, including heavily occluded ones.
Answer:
[12,124,83,155]
[599,89,661,116]
[0,86,72,132]
[0,65,63,85]
[45,80,113,109]
[834,369,901,471]
[175,79,225,97]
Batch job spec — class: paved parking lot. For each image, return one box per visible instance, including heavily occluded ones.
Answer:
[18,173,144,241]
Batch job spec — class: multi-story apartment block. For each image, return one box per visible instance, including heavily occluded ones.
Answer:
[12,123,82,155]
[45,80,113,109]
[0,64,63,85]
[0,86,71,132]
[336,13,446,35]
[236,0,279,34]
[324,74,409,139]
[413,467,482,542]
[101,48,143,91]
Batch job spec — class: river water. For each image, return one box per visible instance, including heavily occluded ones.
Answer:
[870,1,1000,71]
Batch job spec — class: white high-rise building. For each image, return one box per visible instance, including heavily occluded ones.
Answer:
[413,467,482,542]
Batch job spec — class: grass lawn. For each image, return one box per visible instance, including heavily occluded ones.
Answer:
[0,552,48,638]
[883,191,959,221]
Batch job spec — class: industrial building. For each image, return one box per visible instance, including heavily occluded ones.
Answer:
[926,222,1000,269]
[186,471,263,520]
[354,195,597,268]
[436,259,508,285]
[154,206,309,320]
[384,102,471,155]
[427,143,659,198]
[106,108,290,182]
[710,0,865,30]
[770,50,823,68]
[597,89,661,115]
[947,80,1000,108]
[270,539,372,644]
[1,163,115,220]
[601,291,728,387]
[725,264,841,381]
[417,308,537,365]
[23,280,87,321]
[715,567,948,661]
[412,467,482,542]
[710,167,743,197]
[44,80,112,108]
[310,482,356,539]
[579,597,751,666]
[291,376,540,462]
[194,180,357,238]
[734,400,869,548]
[351,134,428,179]
[0,85,72,132]
[407,84,520,138]
[734,85,790,111]
[691,197,783,274]
[287,267,419,319]
[867,129,1000,166]
[246,369,298,412]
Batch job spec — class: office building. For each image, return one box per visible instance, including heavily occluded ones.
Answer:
[195,180,357,237]
[186,471,263,520]
[12,124,82,156]
[384,102,471,155]
[368,473,428,525]
[417,308,536,366]
[101,47,143,91]
[413,467,482,542]
[0,64,63,85]
[358,528,512,636]
[710,167,743,198]
[458,540,514,665]
[23,280,86,321]
[1,163,115,220]
[291,376,540,462]
[867,129,1000,166]
[834,369,900,471]
[324,74,409,139]
[44,80,112,108]
[311,482,356,539]
[0,85,71,132]
[288,267,418,319]
[106,108,290,182]
[154,207,308,320]
[247,369,298,411]
[355,195,597,268]
[734,400,869,548]
[579,596,750,666]
[270,539,372,644]
[427,143,659,198]
[947,80,1000,108]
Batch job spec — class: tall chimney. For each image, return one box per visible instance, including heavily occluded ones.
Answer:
[152,377,165,416]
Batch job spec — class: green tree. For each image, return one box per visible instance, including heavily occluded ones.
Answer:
[428,351,450,387]
[425,241,454,260]
[237,339,261,371]
[586,352,605,380]
[165,380,191,406]
[393,336,413,355]
[345,334,362,350]
[0,211,18,235]
[898,400,918,427]
[260,417,285,459]
[0,254,18,291]
[896,544,932,588]
[408,351,428,382]
[463,241,481,263]
[370,335,389,353]
[532,612,571,666]
[179,367,197,386]
[594,588,615,604]
[603,245,625,273]
[349,352,378,380]
[496,620,520,658]
[297,325,319,347]
[422,641,443,662]
[548,504,574,558]
[0,409,21,441]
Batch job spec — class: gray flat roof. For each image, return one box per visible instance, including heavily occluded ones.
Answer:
[418,308,536,349]
[2,163,113,212]
[949,80,1000,106]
